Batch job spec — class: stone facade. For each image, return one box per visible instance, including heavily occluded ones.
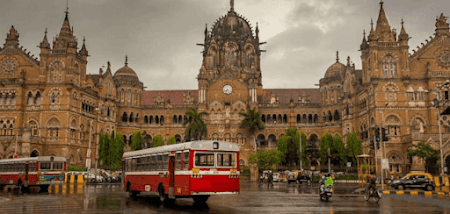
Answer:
[1,2,450,176]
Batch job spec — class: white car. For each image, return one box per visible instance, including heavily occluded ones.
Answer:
[77,172,105,183]
[273,173,280,182]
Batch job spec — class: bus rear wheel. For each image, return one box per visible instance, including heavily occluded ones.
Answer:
[158,186,174,204]
[193,195,210,203]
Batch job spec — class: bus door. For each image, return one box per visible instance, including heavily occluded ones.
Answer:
[168,154,175,199]
[25,161,29,187]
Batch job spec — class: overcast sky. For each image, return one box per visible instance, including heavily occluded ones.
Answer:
[1,0,449,90]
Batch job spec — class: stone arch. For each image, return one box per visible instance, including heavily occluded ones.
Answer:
[30,149,39,157]
[239,158,247,166]
[410,115,426,133]
[385,114,401,125]
[46,117,61,127]
[267,134,277,148]
[211,133,219,141]
[175,134,182,144]
[256,134,266,147]
[387,150,403,163]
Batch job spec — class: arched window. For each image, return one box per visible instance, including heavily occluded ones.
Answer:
[296,114,301,123]
[173,115,177,124]
[144,116,148,124]
[383,56,396,77]
[120,90,124,103]
[334,110,340,121]
[27,92,34,105]
[129,113,134,123]
[29,120,38,136]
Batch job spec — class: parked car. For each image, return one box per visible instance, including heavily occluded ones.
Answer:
[296,171,312,184]
[273,173,280,182]
[391,172,435,191]
[77,171,105,183]
[287,172,297,184]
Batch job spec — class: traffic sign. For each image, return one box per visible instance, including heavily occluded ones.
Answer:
[347,162,352,167]
[381,158,389,170]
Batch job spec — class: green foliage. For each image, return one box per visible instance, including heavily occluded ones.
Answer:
[239,107,264,150]
[407,142,440,173]
[346,131,363,163]
[152,134,164,147]
[67,165,87,171]
[248,150,283,171]
[332,134,347,166]
[98,132,124,170]
[131,131,143,151]
[277,128,300,166]
[240,166,250,174]
[184,107,209,141]
[301,132,308,166]
[319,133,333,163]
[166,136,176,145]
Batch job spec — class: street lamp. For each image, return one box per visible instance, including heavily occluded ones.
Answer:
[432,98,445,178]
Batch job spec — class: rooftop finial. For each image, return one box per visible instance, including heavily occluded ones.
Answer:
[230,0,234,12]
[363,29,366,37]
[45,28,47,36]
[64,0,69,18]
[336,51,339,62]
[380,0,384,8]
[125,55,128,66]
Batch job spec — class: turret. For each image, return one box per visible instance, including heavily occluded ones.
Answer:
[4,26,19,48]
[79,37,88,60]
[39,28,51,54]
[360,30,369,50]
[398,19,409,46]
[52,7,78,54]
[435,13,450,36]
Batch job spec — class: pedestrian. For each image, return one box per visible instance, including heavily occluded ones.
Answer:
[268,171,274,187]
[390,171,394,184]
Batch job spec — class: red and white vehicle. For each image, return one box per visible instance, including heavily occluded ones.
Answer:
[123,140,240,203]
[0,156,66,190]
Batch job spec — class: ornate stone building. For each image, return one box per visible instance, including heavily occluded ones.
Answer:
[0,1,449,175]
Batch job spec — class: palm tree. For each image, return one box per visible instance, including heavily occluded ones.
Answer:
[183,107,209,141]
[239,107,264,152]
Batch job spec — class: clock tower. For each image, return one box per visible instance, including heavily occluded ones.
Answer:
[197,0,263,111]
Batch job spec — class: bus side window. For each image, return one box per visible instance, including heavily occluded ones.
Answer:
[146,156,151,171]
[137,158,141,171]
[163,154,168,170]
[31,162,36,171]
[157,154,162,170]
[183,152,189,170]
[152,156,157,171]
[132,158,137,171]
[176,153,181,170]
[140,157,145,171]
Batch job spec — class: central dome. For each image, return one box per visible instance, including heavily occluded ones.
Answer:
[211,5,253,37]
[114,56,140,83]
[324,52,346,79]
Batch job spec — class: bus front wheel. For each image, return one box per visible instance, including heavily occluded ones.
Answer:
[158,186,174,204]
[193,195,210,204]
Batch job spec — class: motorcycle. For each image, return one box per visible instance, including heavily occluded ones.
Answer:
[319,185,333,201]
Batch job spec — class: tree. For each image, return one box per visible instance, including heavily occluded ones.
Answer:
[184,107,209,141]
[300,132,308,167]
[248,150,283,171]
[131,131,143,151]
[239,107,264,151]
[407,142,440,173]
[332,134,347,166]
[346,131,363,164]
[319,133,333,164]
[152,134,164,147]
[166,136,176,145]
[98,132,124,170]
[277,128,299,166]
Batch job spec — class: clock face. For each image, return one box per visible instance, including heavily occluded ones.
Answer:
[223,85,233,94]
[1,57,17,75]
[437,50,450,67]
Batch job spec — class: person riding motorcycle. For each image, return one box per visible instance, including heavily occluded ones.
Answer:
[320,174,329,194]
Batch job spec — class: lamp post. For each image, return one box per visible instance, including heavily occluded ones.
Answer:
[432,98,445,178]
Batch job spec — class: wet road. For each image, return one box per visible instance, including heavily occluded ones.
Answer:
[1,182,450,214]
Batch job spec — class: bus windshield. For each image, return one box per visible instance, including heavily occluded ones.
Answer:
[194,152,236,168]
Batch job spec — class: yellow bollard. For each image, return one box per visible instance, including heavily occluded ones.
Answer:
[434,177,441,187]
[77,174,85,184]
[48,185,52,193]
[70,174,75,184]
[396,191,404,195]
[62,185,67,195]
[64,174,67,183]
[445,177,449,187]
[382,190,390,194]
[410,191,418,195]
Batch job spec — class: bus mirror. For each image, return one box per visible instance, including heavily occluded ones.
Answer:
[213,142,219,149]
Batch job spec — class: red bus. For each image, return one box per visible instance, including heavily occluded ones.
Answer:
[0,156,66,191]
[123,140,240,203]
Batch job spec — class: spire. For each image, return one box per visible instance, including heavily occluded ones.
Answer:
[256,22,259,37]
[230,0,234,12]
[399,19,409,41]
[368,19,378,41]
[361,30,369,50]
[65,0,69,20]
[125,55,128,66]
[79,37,88,56]
[375,0,394,41]
[5,26,19,47]
[435,13,450,36]
[347,56,350,66]
[40,28,50,49]
[336,51,339,62]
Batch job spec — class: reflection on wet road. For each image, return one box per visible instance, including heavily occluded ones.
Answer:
[0,182,449,214]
